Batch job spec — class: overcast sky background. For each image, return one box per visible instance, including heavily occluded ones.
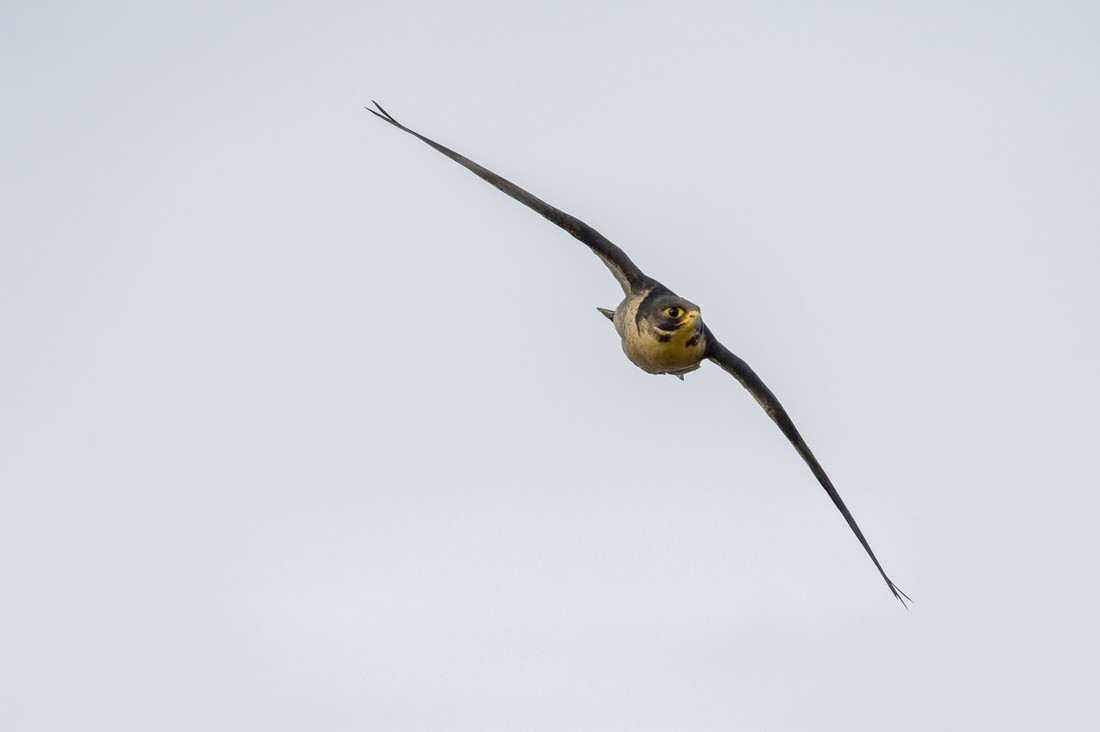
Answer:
[3,1,1099,730]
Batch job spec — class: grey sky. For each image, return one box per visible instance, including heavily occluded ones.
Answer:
[2,1,1098,729]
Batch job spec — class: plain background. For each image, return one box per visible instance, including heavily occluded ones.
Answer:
[2,1,1098,729]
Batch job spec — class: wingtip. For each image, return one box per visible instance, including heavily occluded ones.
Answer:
[366,100,397,126]
[891,583,913,609]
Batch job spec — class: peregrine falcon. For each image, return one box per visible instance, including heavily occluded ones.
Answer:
[369,102,909,606]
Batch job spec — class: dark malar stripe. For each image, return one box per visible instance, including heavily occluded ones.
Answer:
[633,285,674,332]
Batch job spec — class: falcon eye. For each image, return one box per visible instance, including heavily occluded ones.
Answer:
[665,307,682,319]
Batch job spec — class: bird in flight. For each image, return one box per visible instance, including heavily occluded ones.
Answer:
[368,102,909,606]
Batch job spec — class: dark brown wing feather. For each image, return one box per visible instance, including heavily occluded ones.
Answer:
[706,331,910,606]
[368,102,647,295]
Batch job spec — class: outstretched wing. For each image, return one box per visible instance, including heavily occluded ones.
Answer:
[368,102,648,296]
[706,331,910,606]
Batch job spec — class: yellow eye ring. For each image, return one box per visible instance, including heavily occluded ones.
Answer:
[666,306,682,319]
